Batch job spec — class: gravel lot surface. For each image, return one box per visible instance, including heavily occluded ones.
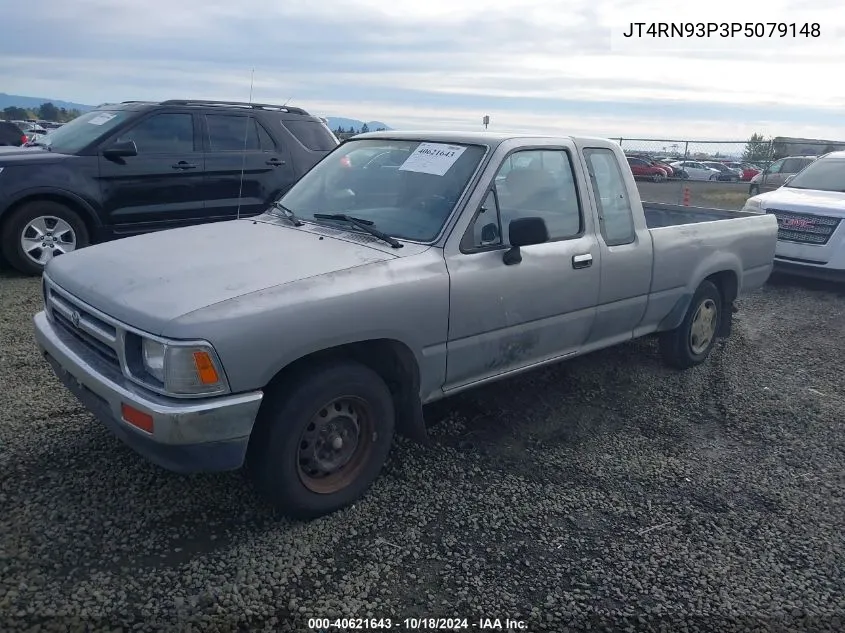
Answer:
[1,267,843,632]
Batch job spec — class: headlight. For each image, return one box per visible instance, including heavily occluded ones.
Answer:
[142,339,166,382]
[139,338,228,396]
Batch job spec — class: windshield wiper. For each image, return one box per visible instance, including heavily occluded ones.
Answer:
[271,201,303,226]
[313,213,403,249]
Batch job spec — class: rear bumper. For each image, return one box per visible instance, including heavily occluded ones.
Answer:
[33,310,264,473]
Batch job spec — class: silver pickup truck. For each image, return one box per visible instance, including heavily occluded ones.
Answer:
[33,132,778,518]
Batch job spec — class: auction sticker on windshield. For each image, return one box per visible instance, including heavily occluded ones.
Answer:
[87,113,117,126]
[398,142,467,176]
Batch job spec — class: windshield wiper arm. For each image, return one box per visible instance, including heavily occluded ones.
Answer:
[313,213,403,249]
[271,201,303,226]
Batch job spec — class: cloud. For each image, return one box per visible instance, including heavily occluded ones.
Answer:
[2,0,844,140]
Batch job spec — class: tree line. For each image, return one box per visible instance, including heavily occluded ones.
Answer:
[3,102,83,123]
[333,123,386,136]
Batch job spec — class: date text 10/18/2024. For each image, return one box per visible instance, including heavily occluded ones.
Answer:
[308,617,528,631]
[622,22,820,38]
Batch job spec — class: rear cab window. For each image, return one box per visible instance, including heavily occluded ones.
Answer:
[584,148,636,246]
[282,119,338,151]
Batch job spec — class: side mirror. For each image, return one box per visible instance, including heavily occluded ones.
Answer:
[503,217,549,265]
[102,140,138,159]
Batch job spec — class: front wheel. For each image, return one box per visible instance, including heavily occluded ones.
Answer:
[659,280,722,369]
[246,360,395,519]
[1,200,90,275]
[709,174,718,181]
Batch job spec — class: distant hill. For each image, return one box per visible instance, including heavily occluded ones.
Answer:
[325,117,392,133]
[0,93,93,112]
[0,93,391,131]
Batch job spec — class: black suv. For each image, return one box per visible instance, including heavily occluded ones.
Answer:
[0,99,339,274]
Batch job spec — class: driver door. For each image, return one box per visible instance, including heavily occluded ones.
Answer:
[97,111,207,235]
[443,146,600,390]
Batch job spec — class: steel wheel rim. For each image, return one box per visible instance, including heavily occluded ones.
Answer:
[20,215,77,265]
[689,298,718,355]
[296,396,375,494]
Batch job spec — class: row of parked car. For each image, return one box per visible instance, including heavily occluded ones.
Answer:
[625,154,763,182]
[625,153,823,197]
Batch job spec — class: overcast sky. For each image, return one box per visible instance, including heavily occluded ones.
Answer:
[3,0,844,140]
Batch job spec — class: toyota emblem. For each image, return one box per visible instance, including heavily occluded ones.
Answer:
[70,311,81,328]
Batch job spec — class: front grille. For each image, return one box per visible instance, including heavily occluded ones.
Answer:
[46,285,121,369]
[767,208,841,245]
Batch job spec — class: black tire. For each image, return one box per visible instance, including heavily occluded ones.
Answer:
[659,280,722,370]
[1,200,90,275]
[708,174,718,181]
[749,184,760,196]
[247,360,395,519]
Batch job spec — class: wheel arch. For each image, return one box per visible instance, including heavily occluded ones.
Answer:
[0,190,102,242]
[253,338,428,447]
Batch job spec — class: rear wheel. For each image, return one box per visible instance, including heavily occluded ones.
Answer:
[749,184,760,196]
[659,280,722,369]
[1,200,90,275]
[708,174,718,181]
[247,360,395,519]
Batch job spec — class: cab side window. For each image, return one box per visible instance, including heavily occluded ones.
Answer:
[115,113,195,154]
[466,149,582,249]
[583,148,636,246]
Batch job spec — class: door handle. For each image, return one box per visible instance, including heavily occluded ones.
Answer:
[171,161,198,170]
[572,253,593,269]
[266,158,286,166]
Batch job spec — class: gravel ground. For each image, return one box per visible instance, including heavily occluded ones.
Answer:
[1,267,844,633]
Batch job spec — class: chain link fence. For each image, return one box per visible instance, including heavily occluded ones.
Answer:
[615,137,844,210]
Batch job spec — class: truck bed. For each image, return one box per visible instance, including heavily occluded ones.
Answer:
[641,201,778,299]
[643,202,759,229]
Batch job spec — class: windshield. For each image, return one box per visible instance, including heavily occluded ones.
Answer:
[784,156,845,192]
[276,139,486,242]
[36,110,129,153]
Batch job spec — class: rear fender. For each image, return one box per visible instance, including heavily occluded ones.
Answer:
[657,252,741,335]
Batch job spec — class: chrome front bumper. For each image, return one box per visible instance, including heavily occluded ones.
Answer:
[33,310,263,473]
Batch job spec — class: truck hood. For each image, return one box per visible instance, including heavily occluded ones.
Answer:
[44,219,400,335]
[757,187,845,216]
[0,146,72,166]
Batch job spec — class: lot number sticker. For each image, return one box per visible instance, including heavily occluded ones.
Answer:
[398,142,467,176]
[87,113,117,126]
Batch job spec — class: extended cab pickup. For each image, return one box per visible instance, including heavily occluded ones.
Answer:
[742,150,845,281]
[32,132,778,518]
